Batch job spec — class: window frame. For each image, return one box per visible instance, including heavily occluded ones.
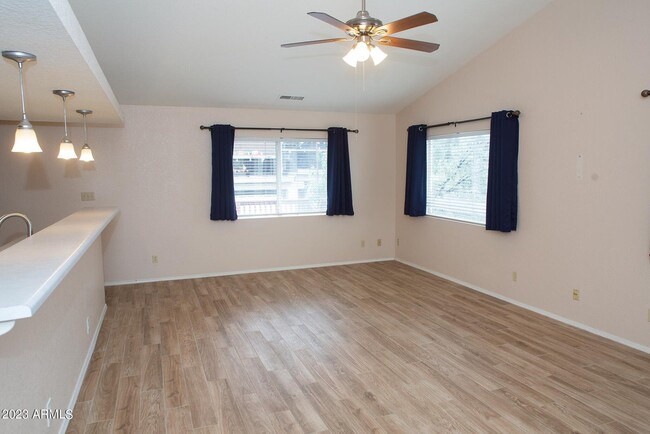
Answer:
[233,137,328,219]
[425,129,490,226]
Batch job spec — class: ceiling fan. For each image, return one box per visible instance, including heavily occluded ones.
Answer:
[281,0,440,67]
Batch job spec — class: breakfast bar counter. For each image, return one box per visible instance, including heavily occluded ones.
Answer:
[0,207,118,335]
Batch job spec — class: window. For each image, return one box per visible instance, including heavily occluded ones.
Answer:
[426,131,490,224]
[233,138,327,217]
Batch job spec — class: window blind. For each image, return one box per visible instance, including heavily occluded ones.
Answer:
[233,139,327,216]
[426,132,490,224]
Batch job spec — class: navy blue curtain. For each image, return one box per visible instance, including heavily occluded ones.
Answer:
[210,124,237,221]
[486,111,519,232]
[404,124,427,216]
[326,127,354,216]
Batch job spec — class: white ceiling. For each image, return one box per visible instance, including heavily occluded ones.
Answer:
[1,0,551,123]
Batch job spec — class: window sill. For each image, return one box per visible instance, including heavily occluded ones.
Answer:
[238,212,326,220]
[424,214,485,228]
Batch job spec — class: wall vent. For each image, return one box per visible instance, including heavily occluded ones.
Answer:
[279,95,305,101]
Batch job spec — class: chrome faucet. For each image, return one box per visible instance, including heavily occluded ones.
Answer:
[0,213,33,237]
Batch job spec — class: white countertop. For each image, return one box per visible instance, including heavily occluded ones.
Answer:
[0,207,118,325]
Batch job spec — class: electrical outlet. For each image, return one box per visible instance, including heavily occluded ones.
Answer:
[396,238,400,247]
[152,255,158,264]
[377,239,382,247]
[360,240,365,248]
[647,309,650,322]
[572,288,580,301]
[512,271,518,282]
[80,192,95,201]
[86,317,90,335]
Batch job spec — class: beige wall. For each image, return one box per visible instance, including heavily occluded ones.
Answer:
[0,105,396,283]
[395,0,650,348]
[2,0,648,351]
[0,238,105,434]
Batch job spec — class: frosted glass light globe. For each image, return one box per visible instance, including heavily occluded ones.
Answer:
[79,144,94,162]
[370,45,388,65]
[343,48,357,67]
[12,127,42,153]
[57,141,77,160]
[354,42,370,62]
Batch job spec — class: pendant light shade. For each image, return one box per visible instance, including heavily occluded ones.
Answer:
[2,51,42,153]
[79,144,94,162]
[57,140,77,159]
[53,90,77,160]
[13,120,41,153]
[77,109,94,162]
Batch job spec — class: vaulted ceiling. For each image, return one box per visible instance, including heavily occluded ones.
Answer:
[1,0,550,124]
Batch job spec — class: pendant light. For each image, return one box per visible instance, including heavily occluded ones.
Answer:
[76,109,94,162]
[2,51,42,153]
[53,90,77,159]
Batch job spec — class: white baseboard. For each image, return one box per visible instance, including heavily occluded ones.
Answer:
[396,259,650,355]
[104,257,396,287]
[59,303,107,434]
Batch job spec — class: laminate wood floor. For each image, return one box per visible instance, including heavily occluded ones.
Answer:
[67,261,650,434]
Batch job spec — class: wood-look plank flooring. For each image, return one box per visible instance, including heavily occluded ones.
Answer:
[67,261,650,433]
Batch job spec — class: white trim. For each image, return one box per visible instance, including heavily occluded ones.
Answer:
[105,258,395,286]
[238,212,326,220]
[396,259,650,355]
[59,303,107,434]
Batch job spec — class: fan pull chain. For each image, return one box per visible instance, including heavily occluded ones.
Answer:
[354,62,359,136]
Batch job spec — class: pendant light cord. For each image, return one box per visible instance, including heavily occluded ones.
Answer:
[18,62,27,121]
[62,96,69,139]
[82,114,88,145]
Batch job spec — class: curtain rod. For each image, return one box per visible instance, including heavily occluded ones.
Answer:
[200,125,359,134]
[422,110,520,131]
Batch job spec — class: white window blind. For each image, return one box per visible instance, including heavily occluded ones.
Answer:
[233,138,327,217]
[426,131,490,224]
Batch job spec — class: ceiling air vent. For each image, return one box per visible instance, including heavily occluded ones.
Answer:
[279,95,304,101]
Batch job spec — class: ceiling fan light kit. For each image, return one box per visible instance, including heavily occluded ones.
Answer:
[282,0,439,67]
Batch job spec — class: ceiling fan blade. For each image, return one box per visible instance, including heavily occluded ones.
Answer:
[281,38,351,48]
[307,12,355,34]
[379,12,438,35]
[377,36,440,53]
